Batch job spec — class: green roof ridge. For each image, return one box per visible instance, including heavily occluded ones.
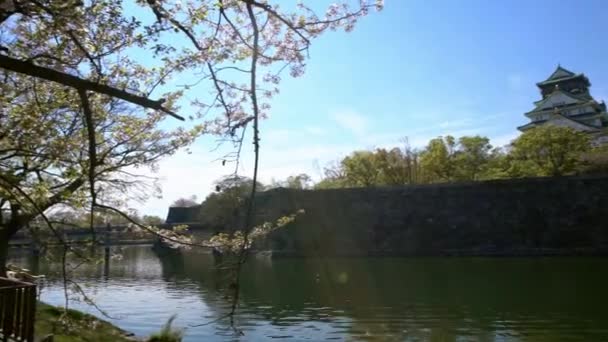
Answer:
[535,65,587,86]
[547,65,575,80]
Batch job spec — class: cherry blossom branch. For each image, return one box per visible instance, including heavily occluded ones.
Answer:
[93,203,214,249]
[225,0,261,328]
[0,54,184,120]
[66,30,103,77]
[141,1,239,129]
[207,62,234,123]
[245,0,310,45]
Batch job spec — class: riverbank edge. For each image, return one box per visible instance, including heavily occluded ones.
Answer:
[36,301,138,341]
[173,246,608,258]
[254,247,608,258]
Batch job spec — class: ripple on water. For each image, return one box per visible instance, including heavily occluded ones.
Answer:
[19,248,608,341]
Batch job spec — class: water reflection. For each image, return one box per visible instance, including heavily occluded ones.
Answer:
[9,246,608,341]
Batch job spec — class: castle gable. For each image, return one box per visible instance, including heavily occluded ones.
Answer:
[533,90,583,111]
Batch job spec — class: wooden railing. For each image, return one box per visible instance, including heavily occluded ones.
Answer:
[0,278,36,342]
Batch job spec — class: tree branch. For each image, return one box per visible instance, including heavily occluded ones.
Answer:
[94,203,213,249]
[78,88,98,242]
[43,178,86,212]
[0,54,184,120]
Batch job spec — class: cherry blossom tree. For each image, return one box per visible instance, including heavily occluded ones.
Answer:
[0,0,382,329]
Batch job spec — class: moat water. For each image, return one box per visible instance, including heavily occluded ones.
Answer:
[9,246,608,341]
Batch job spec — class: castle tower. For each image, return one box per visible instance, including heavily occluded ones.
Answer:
[518,65,608,144]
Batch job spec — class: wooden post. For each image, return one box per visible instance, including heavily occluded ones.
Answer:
[104,224,111,251]
[26,285,36,342]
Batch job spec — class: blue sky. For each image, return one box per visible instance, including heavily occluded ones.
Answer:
[139,0,608,216]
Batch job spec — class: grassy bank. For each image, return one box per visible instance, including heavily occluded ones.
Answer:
[36,302,136,342]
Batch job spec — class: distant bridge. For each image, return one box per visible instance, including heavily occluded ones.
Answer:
[8,222,209,248]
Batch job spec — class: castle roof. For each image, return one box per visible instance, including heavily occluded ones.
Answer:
[528,89,589,113]
[536,65,586,86]
[518,112,600,132]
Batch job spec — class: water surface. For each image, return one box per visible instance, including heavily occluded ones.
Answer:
[10,246,608,341]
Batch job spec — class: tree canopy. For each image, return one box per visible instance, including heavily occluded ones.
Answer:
[171,196,199,208]
[199,176,262,229]
[270,174,313,190]
[419,136,457,182]
[510,125,591,176]
[0,0,383,276]
[311,126,600,189]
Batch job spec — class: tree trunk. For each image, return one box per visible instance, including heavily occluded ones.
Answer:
[0,231,8,277]
[0,224,20,277]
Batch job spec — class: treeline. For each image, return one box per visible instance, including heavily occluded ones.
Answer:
[316,125,607,189]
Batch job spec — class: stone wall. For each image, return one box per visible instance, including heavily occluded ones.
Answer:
[165,205,201,224]
[251,175,608,256]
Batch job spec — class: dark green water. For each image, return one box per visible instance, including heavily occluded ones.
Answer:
[10,246,608,341]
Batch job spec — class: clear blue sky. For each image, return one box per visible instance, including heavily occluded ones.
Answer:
[141,0,608,216]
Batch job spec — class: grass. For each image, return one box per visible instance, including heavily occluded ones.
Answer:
[35,302,183,341]
[146,315,183,342]
[35,302,135,342]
